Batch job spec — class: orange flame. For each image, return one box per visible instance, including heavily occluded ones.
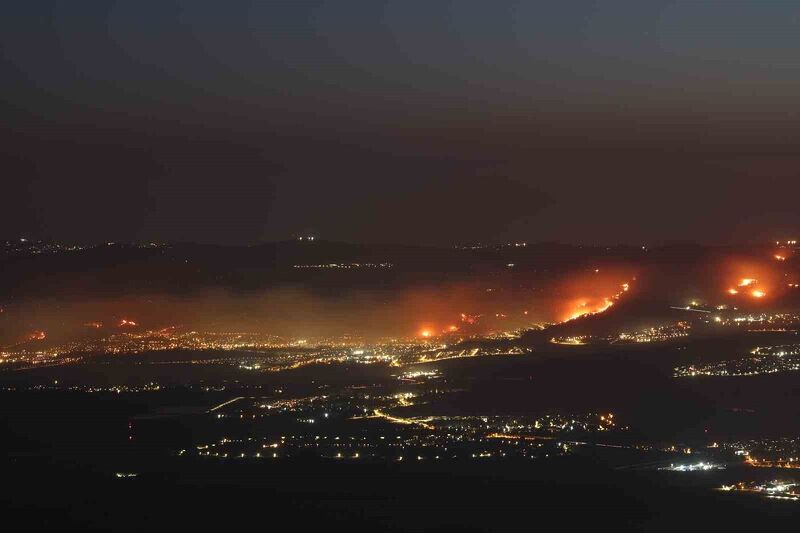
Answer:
[27,331,46,341]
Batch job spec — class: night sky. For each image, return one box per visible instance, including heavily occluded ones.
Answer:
[3,1,800,245]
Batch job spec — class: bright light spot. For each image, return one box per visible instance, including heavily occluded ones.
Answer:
[727,288,739,295]
[738,278,757,287]
[751,289,766,298]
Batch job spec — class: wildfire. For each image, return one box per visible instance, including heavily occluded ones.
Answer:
[727,276,770,299]
[27,331,46,341]
[460,313,479,325]
[724,259,781,301]
[84,322,103,328]
[727,284,767,299]
[419,329,433,338]
[561,294,619,322]
[560,279,632,323]
[118,319,138,327]
[773,247,792,261]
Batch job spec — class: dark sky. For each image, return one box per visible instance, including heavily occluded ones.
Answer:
[3,1,800,245]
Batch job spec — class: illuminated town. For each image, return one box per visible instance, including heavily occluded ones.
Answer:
[2,228,799,530]
[674,343,800,378]
[719,480,800,502]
